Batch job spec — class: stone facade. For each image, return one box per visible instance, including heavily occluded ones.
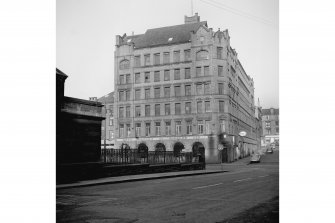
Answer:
[113,14,258,163]
[261,108,279,147]
[97,92,115,149]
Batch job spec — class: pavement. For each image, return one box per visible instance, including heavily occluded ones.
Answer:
[57,155,254,190]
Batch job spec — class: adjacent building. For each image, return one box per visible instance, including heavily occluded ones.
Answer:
[113,14,258,163]
[261,108,279,147]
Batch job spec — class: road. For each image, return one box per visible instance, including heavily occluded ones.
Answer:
[57,150,279,223]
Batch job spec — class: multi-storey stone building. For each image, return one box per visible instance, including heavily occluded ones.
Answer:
[114,14,258,163]
[97,92,115,149]
[262,108,279,147]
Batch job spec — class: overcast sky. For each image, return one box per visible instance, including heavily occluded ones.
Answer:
[57,0,278,108]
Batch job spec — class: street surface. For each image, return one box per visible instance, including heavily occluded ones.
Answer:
[57,150,279,223]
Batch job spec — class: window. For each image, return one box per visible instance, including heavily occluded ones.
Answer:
[184,49,191,61]
[218,66,223,76]
[165,122,171,135]
[205,101,211,112]
[135,89,141,100]
[196,50,209,60]
[196,67,201,77]
[204,66,210,76]
[267,129,271,135]
[155,122,161,136]
[110,131,114,139]
[275,121,279,126]
[145,72,150,83]
[155,104,160,116]
[164,86,170,97]
[173,51,180,62]
[163,52,170,64]
[119,124,124,137]
[134,56,141,67]
[276,127,279,133]
[110,108,114,117]
[218,83,224,94]
[135,73,141,83]
[109,117,113,126]
[185,68,191,79]
[204,83,210,94]
[219,101,225,112]
[135,106,141,117]
[205,121,211,134]
[119,107,124,118]
[145,123,151,136]
[200,36,205,43]
[126,106,130,117]
[186,121,192,135]
[144,54,150,66]
[175,103,181,115]
[126,90,130,101]
[119,59,130,70]
[174,69,180,80]
[119,75,125,84]
[196,84,203,95]
[119,91,124,101]
[145,105,150,116]
[265,122,271,128]
[145,88,150,99]
[197,101,203,113]
[198,121,204,134]
[164,70,170,81]
[185,85,191,96]
[220,120,225,132]
[174,86,181,96]
[165,104,170,115]
[154,71,160,82]
[154,87,160,98]
[175,121,181,135]
[217,47,223,59]
[154,53,160,65]
[185,102,191,114]
[126,124,131,137]
[135,123,141,137]
[126,74,130,84]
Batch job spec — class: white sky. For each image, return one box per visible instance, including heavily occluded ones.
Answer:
[57,0,278,108]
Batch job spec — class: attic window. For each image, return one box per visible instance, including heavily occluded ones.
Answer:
[168,37,173,42]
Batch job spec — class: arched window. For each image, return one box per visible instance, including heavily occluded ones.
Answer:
[196,50,209,60]
[119,59,130,70]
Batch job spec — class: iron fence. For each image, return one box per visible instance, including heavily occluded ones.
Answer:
[101,149,200,165]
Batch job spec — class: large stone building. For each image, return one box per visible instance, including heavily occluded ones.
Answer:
[261,108,279,147]
[114,14,258,163]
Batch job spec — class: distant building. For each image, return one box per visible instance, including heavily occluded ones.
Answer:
[254,99,263,152]
[97,92,115,149]
[261,108,279,147]
[56,68,105,164]
[113,14,258,163]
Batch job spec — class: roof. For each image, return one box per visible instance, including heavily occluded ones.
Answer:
[262,108,279,115]
[98,91,114,104]
[126,21,207,49]
[56,68,68,78]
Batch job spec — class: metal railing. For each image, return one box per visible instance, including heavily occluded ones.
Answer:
[101,149,200,165]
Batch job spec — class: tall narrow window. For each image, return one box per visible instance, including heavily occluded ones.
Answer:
[174,86,181,97]
[205,121,211,134]
[217,47,223,59]
[219,101,225,112]
[185,102,191,114]
[134,55,141,67]
[135,89,141,100]
[154,71,160,82]
[155,122,161,136]
[218,83,224,94]
[119,91,124,101]
[135,106,141,117]
[196,84,203,95]
[155,104,160,116]
[145,123,151,136]
[164,70,170,81]
[135,123,141,137]
[144,54,150,66]
[126,124,131,137]
[109,117,113,126]
[218,66,223,76]
[197,101,202,113]
[145,88,150,99]
[186,121,192,135]
[175,121,181,135]
[173,51,180,62]
[198,121,204,134]
[184,49,191,61]
[145,105,150,116]
[175,103,181,115]
[119,124,124,137]
[164,87,170,97]
[165,104,170,115]
[126,106,130,117]
[154,87,160,98]
[154,53,160,65]
[126,90,130,101]
[185,85,191,96]
[185,68,191,79]
[119,107,124,118]
[204,66,210,76]
[163,52,170,64]
[165,121,171,135]
[205,101,211,112]
[174,69,180,80]
[135,73,141,83]
[145,72,150,83]
[119,75,125,84]
[126,74,131,84]
[204,83,210,94]
[196,67,201,77]
[220,120,225,132]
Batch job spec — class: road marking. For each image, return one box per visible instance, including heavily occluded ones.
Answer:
[233,178,252,183]
[258,175,269,178]
[192,183,223,190]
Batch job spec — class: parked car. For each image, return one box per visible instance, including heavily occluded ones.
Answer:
[250,154,261,163]
[266,147,274,154]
